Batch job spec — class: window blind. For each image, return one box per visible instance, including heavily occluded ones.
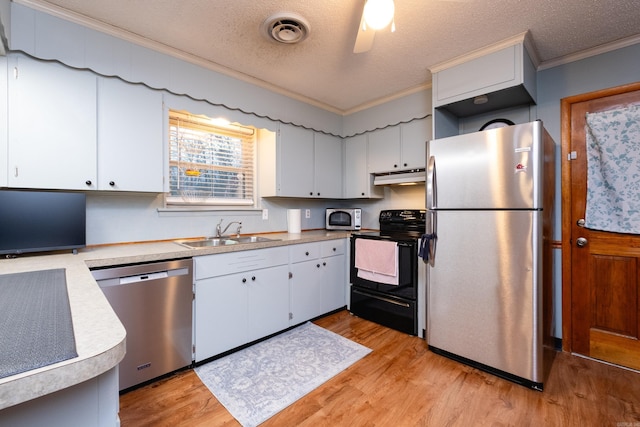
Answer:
[168,111,255,205]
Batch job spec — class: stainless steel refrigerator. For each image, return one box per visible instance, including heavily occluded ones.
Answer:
[424,120,555,390]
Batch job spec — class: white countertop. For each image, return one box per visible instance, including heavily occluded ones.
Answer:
[0,230,350,409]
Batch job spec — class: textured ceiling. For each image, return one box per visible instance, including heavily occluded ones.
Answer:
[15,0,640,114]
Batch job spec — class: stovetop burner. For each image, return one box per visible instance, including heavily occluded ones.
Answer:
[355,209,426,240]
[379,209,425,237]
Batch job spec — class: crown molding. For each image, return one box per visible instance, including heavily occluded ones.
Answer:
[429,31,532,74]
[343,82,432,116]
[537,33,640,71]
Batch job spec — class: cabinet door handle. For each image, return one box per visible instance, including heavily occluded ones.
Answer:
[242,278,247,283]
[85,180,92,186]
[316,264,321,268]
[305,251,309,256]
[251,276,256,281]
[109,181,115,186]
[322,262,326,266]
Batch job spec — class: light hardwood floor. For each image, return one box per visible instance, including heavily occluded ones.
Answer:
[119,310,640,426]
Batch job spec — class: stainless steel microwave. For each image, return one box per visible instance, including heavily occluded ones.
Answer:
[326,208,361,231]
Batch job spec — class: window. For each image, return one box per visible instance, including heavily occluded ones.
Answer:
[167,110,255,206]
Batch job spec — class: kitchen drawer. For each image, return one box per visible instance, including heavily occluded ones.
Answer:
[289,242,320,263]
[321,239,345,257]
[194,246,288,280]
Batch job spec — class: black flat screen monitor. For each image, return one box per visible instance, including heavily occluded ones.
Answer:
[0,190,86,255]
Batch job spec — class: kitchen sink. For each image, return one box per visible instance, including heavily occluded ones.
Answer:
[175,235,280,249]
[231,236,280,244]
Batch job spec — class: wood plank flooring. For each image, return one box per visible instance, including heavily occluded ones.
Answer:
[119,310,640,426]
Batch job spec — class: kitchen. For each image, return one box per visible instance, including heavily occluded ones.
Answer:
[1,0,640,425]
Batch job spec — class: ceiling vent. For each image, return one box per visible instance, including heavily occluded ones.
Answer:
[262,13,311,44]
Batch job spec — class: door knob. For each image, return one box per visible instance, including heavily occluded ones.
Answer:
[577,218,585,227]
[576,237,588,247]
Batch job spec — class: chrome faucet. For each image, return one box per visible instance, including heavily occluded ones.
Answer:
[216,219,242,237]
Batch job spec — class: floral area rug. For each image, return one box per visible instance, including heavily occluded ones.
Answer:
[194,322,371,426]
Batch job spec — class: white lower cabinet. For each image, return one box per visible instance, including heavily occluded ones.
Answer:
[246,265,290,342]
[320,240,347,314]
[289,240,346,324]
[290,247,323,322]
[193,247,289,362]
[193,240,347,362]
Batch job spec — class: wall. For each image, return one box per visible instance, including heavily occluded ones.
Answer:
[343,89,432,137]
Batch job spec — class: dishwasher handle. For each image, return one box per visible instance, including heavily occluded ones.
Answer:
[120,271,169,285]
[95,266,190,288]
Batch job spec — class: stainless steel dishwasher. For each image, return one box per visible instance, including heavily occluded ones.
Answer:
[91,258,193,391]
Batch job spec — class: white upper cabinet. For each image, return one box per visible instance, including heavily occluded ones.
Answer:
[313,133,343,198]
[430,32,538,138]
[368,126,401,173]
[343,134,383,199]
[431,33,537,112]
[277,125,315,197]
[400,119,430,170]
[7,55,97,190]
[6,54,164,192]
[367,120,429,174]
[97,78,164,192]
[260,124,343,198]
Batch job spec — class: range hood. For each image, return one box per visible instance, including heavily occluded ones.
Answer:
[373,169,425,186]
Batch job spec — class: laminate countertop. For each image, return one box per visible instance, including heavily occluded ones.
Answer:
[0,230,350,410]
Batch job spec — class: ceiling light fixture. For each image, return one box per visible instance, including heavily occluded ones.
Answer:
[363,0,395,31]
[473,94,489,105]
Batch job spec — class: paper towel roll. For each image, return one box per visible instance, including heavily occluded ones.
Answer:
[287,209,301,234]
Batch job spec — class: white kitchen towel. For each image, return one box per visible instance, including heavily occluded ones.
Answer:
[354,239,399,285]
[585,104,640,234]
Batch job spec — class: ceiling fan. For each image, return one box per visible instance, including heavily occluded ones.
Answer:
[353,0,474,53]
[353,0,395,54]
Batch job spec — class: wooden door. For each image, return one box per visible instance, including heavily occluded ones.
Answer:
[561,82,640,370]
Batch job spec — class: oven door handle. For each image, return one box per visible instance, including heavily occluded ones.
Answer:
[352,289,411,308]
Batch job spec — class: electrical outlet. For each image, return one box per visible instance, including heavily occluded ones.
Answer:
[305,209,311,218]
[262,209,268,220]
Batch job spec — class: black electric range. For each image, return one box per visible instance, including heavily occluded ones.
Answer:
[349,209,425,335]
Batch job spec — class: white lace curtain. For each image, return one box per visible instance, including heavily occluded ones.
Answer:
[585,104,640,234]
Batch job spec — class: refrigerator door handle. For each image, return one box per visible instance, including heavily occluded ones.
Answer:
[426,155,437,209]
[426,211,437,266]
[424,155,438,266]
